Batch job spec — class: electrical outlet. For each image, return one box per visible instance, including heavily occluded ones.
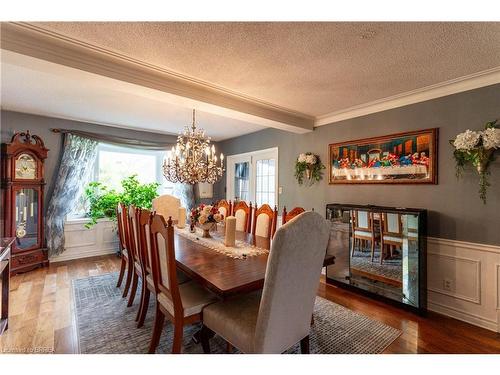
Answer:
[443,278,453,291]
[278,186,283,194]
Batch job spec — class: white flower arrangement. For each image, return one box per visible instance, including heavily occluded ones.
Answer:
[450,120,499,204]
[294,152,325,185]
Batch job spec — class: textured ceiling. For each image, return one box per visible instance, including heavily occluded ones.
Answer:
[31,22,500,116]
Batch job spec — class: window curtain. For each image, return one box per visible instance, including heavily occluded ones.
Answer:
[173,183,196,212]
[46,134,98,257]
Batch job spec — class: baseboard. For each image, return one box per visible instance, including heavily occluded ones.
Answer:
[50,247,117,263]
[428,300,498,332]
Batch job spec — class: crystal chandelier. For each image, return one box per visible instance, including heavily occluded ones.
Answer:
[163,109,224,184]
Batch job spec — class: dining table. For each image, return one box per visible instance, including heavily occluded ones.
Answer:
[173,225,335,299]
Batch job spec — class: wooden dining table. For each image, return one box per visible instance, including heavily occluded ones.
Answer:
[174,226,335,298]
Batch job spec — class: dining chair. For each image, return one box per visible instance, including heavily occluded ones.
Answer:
[217,199,232,218]
[152,194,182,221]
[200,211,330,354]
[351,210,379,262]
[126,205,144,308]
[116,203,133,298]
[148,214,218,354]
[380,212,403,264]
[252,204,278,241]
[281,206,305,225]
[232,200,252,233]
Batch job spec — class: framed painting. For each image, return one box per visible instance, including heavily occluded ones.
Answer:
[329,128,438,184]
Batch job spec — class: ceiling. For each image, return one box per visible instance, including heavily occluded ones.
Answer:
[0,50,267,141]
[30,22,500,116]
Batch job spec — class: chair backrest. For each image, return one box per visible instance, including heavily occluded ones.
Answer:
[282,206,305,225]
[116,203,129,251]
[217,199,232,219]
[353,210,372,231]
[382,212,402,236]
[254,211,330,353]
[152,194,181,221]
[127,205,141,263]
[252,204,278,239]
[233,201,252,233]
[138,208,154,275]
[150,213,183,316]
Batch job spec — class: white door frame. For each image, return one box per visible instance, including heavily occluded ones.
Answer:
[226,147,279,206]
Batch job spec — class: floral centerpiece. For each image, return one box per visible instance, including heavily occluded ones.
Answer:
[295,152,325,185]
[190,204,224,237]
[450,120,499,204]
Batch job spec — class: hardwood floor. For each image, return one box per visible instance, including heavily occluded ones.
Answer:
[0,254,499,354]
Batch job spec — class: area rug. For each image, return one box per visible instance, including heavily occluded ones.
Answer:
[72,273,401,354]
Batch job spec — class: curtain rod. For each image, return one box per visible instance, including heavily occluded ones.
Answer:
[50,128,174,150]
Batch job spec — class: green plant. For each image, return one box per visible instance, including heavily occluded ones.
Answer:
[83,175,160,228]
[294,152,325,185]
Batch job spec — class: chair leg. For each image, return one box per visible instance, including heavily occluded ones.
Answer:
[350,236,355,256]
[226,342,233,353]
[200,325,212,354]
[122,259,133,298]
[127,272,138,307]
[148,305,165,354]
[116,256,127,288]
[300,335,310,354]
[370,239,375,262]
[137,288,150,328]
[171,322,184,354]
[135,276,147,322]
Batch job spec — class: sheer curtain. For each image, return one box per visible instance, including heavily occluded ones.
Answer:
[46,134,98,257]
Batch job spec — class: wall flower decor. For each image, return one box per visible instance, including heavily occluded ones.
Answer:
[295,152,325,185]
[450,120,499,204]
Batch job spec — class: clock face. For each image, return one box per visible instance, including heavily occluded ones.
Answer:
[15,153,37,179]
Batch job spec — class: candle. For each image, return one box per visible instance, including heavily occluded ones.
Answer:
[23,206,27,221]
[225,216,236,247]
[177,207,186,229]
[30,202,34,217]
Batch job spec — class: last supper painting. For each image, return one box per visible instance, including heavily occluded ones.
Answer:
[329,128,438,184]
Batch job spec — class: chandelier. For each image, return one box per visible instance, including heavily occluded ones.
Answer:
[163,109,224,184]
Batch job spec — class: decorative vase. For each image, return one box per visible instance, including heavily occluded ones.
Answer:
[201,222,215,238]
[475,149,493,174]
[306,166,312,180]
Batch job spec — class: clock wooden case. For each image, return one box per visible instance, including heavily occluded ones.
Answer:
[1,131,49,274]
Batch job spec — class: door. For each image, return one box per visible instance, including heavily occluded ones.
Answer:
[226,148,278,207]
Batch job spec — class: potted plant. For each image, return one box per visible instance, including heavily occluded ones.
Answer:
[450,120,499,203]
[190,204,224,238]
[295,152,325,185]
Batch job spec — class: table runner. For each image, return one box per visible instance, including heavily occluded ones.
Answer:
[176,226,269,259]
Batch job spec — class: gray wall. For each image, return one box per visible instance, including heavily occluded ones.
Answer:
[215,84,500,245]
[0,110,178,209]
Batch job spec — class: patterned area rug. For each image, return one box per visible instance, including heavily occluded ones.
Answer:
[73,273,401,354]
[351,249,402,282]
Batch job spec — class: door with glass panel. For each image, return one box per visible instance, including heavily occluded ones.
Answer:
[226,148,278,208]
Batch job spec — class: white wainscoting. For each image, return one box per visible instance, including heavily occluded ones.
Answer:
[50,218,119,263]
[427,237,500,332]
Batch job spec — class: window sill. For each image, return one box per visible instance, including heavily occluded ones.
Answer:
[65,217,113,225]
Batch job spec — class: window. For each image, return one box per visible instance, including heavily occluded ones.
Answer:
[226,148,278,208]
[68,143,174,219]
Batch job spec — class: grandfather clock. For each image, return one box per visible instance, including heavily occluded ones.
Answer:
[1,131,49,274]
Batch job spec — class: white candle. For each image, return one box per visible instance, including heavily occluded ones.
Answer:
[23,207,27,221]
[177,207,186,229]
[225,216,236,247]
[30,202,34,217]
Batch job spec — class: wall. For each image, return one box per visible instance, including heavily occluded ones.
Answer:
[0,110,178,210]
[215,84,500,331]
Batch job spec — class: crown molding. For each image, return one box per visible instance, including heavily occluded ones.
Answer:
[315,67,500,126]
[0,22,314,134]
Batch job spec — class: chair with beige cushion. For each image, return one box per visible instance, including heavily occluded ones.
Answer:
[148,213,218,354]
[232,200,252,233]
[217,199,232,219]
[126,206,144,309]
[152,194,182,221]
[380,212,403,264]
[351,210,379,262]
[116,203,133,298]
[200,211,330,354]
[252,204,278,243]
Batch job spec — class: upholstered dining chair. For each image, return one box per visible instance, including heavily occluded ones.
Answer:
[148,214,218,354]
[152,194,182,221]
[217,199,232,219]
[281,206,305,225]
[116,203,133,298]
[252,204,278,241]
[232,200,252,233]
[351,210,379,262]
[126,205,144,308]
[380,212,403,264]
[200,211,330,354]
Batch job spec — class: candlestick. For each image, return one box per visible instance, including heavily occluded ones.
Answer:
[225,216,236,247]
[177,207,187,229]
